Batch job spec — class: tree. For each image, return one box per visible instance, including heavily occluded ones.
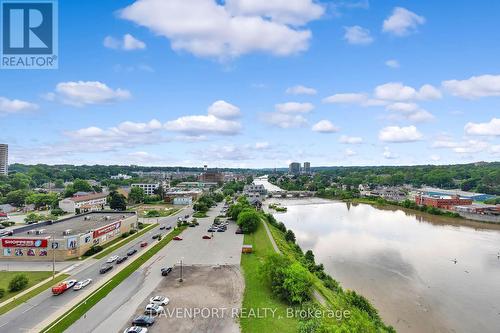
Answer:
[282,263,312,304]
[129,187,145,204]
[109,191,127,210]
[9,274,29,292]
[73,179,93,192]
[6,190,29,207]
[304,250,315,267]
[236,208,260,233]
[285,230,296,243]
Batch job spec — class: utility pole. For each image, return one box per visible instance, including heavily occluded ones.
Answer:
[179,258,183,282]
[52,235,55,279]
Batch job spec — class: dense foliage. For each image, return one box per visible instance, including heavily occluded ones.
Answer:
[8,274,29,292]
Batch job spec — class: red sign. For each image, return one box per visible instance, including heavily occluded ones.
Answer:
[2,238,48,248]
[93,221,121,238]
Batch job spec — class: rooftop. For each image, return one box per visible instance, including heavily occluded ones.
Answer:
[12,211,136,238]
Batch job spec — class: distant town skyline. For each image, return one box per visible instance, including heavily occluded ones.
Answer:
[1,1,499,168]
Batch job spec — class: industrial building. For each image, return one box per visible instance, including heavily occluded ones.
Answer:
[0,212,137,261]
[131,182,162,195]
[58,192,108,213]
[415,194,473,210]
[0,144,7,176]
[199,165,224,183]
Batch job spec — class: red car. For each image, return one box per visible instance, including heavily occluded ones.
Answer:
[202,235,211,240]
[173,236,183,241]
[140,241,148,247]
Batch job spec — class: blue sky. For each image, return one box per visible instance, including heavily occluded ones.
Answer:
[0,0,499,168]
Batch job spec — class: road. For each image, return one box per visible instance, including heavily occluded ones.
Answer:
[67,203,243,333]
[0,206,192,333]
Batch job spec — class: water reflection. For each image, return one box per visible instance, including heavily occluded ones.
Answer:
[268,197,500,333]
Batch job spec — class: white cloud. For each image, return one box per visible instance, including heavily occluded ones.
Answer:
[225,0,324,26]
[464,118,500,136]
[322,93,368,104]
[165,114,241,136]
[430,154,440,161]
[0,97,38,115]
[385,102,434,123]
[379,125,423,142]
[263,112,307,128]
[312,120,339,133]
[382,7,425,36]
[119,0,320,59]
[49,81,131,106]
[286,85,317,95]
[442,74,500,99]
[383,147,398,159]
[275,102,314,113]
[374,82,441,101]
[343,25,373,45]
[344,148,356,156]
[385,59,400,68]
[339,135,363,144]
[104,34,146,50]
[207,100,241,119]
[255,141,270,150]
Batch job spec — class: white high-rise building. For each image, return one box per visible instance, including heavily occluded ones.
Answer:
[0,144,7,176]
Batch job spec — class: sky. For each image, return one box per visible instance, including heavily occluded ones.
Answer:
[0,0,499,168]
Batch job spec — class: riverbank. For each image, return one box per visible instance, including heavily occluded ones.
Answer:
[263,196,500,333]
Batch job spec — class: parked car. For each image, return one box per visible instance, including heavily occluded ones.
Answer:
[188,224,196,228]
[127,248,138,256]
[73,278,92,290]
[99,264,113,274]
[140,241,148,247]
[132,315,155,327]
[235,228,243,234]
[116,256,128,264]
[202,235,211,240]
[144,303,164,315]
[123,327,148,333]
[217,228,225,232]
[184,214,190,219]
[149,295,170,305]
[207,228,217,232]
[106,255,119,263]
[173,236,183,241]
[161,267,173,276]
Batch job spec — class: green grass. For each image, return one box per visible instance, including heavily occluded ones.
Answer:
[193,211,208,218]
[0,273,69,315]
[41,226,188,333]
[240,222,299,333]
[94,223,157,259]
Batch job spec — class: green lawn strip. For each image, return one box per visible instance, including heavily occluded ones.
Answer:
[41,226,188,333]
[240,222,299,333]
[192,212,208,218]
[94,223,158,259]
[0,273,69,315]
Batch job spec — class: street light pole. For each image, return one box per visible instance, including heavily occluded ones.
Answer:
[52,235,55,280]
[179,259,183,282]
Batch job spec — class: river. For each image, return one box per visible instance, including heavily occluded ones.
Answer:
[254,177,500,333]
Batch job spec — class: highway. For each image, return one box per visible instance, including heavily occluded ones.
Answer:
[0,206,192,333]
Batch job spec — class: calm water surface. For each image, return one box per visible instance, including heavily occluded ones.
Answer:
[257,178,500,333]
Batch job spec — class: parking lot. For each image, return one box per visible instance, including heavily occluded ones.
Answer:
[126,265,243,333]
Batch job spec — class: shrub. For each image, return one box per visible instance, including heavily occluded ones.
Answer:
[50,208,65,216]
[345,290,380,321]
[129,229,137,234]
[9,274,29,292]
[282,262,313,304]
[0,288,5,298]
[277,222,287,232]
[83,245,103,256]
[121,232,129,238]
[285,230,296,243]
[236,208,260,233]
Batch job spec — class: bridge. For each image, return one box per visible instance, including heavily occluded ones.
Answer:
[268,190,315,198]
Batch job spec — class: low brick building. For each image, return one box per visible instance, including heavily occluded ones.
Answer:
[415,194,472,210]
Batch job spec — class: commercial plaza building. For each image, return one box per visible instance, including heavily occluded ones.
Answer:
[0,212,137,261]
[58,192,108,213]
[0,144,7,176]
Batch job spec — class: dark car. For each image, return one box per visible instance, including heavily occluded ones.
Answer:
[184,214,190,219]
[116,256,128,264]
[235,228,243,234]
[99,264,113,274]
[207,228,217,232]
[189,223,196,228]
[165,226,172,230]
[132,315,155,327]
[217,228,225,232]
[159,225,166,230]
[161,267,173,276]
[152,234,161,239]
[127,248,137,256]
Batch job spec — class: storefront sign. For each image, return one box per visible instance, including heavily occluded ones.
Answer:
[92,221,121,238]
[1,238,48,248]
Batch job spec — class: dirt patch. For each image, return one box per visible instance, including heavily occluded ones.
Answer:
[126,265,243,333]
